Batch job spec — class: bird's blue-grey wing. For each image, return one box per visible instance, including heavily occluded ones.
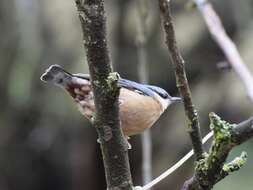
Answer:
[118,78,156,97]
[144,84,170,98]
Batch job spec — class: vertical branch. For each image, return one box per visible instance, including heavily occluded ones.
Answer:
[74,1,133,190]
[135,0,152,185]
[136,0,149,84]
[158,0,204,160]
[141,130,152,185]
[194,0,253,102]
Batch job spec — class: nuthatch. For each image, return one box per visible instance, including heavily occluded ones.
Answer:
[41,65,181,137]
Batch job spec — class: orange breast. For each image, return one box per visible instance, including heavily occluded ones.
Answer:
[73,87,163,137]
[119,88,163,136]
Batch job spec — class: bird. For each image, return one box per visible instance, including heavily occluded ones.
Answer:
[40,65,181,137]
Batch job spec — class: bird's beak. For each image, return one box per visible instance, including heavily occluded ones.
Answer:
[171,97,182,103]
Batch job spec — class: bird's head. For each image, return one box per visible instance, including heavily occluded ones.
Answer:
[146,85,181,111]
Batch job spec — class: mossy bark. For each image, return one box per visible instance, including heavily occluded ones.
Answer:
[183,113,251,190]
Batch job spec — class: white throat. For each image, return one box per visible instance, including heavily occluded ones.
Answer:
[154,93,171,112]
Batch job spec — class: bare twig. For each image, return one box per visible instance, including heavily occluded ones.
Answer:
[158,0,204,160]
[139,131,213,190]
[194,0,253,102]
[135,0,152,185]
[74,1,133,190]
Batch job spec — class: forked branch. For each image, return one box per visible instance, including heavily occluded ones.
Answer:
[182,114,253,190]
[157,1,253,190]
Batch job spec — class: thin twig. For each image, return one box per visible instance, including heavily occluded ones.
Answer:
[74,1,133,190]
[135,0,152,186]
[194,0,253,102]
[158,0,204,160]
[140,131,213,190]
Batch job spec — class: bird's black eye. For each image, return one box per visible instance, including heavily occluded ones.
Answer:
[159,92,169,99]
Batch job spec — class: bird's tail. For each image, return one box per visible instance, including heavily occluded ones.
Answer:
[40,64,73,88]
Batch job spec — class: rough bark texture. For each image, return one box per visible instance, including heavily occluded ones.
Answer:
[74,1,133,190]
[158,0,204,160]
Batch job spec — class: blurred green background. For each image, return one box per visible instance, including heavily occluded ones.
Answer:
[0,0,253,189]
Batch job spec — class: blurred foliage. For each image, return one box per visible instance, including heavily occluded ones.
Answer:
[0,0,253,190]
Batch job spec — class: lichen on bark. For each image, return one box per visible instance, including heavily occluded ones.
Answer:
[194,113,247,189]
